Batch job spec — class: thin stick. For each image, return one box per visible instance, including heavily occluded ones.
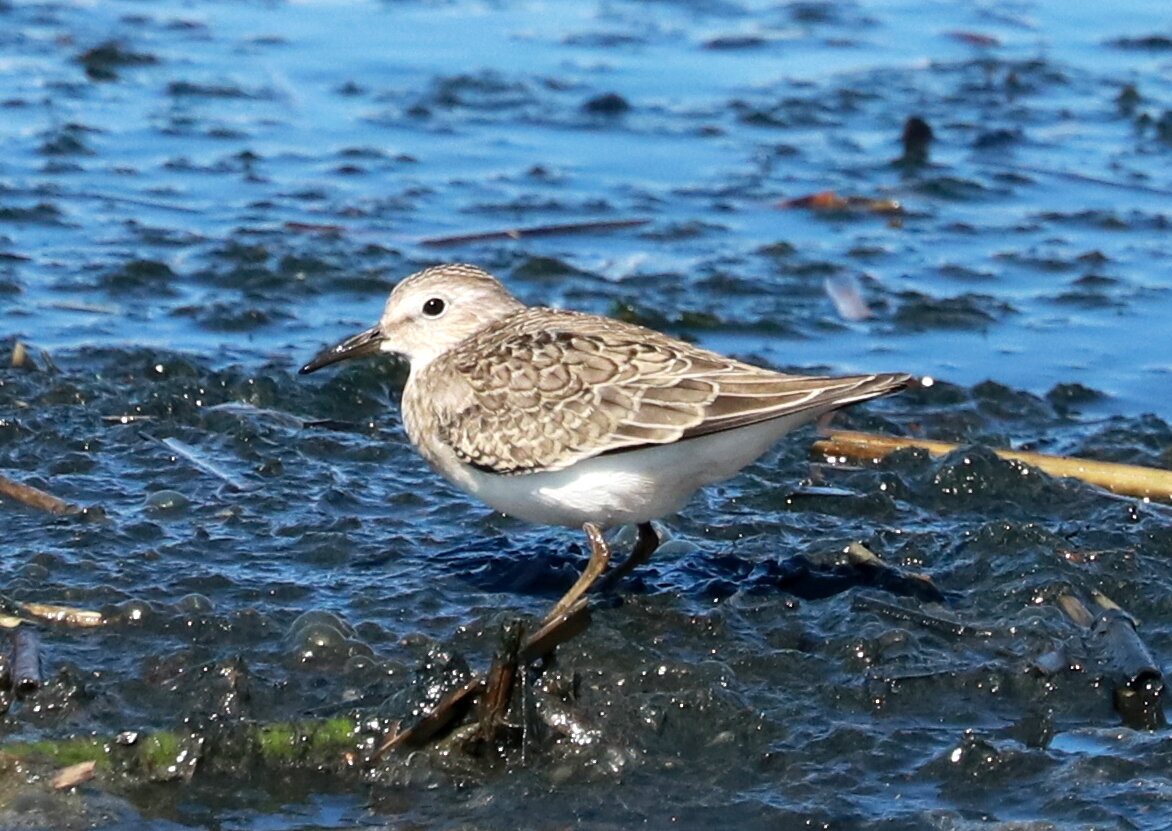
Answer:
[851,594,989,638]
[369,677,483,761]
[44,301,119,315]
[420,218,651,248]
[476,621,523,742]
[0,185,201,214]
[0,474,81,516]
[814,430,1172,503]
[983,162,1172,197]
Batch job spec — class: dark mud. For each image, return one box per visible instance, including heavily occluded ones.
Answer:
[2,0,1172,829]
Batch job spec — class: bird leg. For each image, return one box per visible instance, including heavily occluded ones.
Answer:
[541,522,612,625]
[601,521,660,588]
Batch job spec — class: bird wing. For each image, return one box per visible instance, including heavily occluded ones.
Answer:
[430,309,910,475]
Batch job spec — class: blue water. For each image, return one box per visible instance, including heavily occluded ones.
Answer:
[3,0,1171,412]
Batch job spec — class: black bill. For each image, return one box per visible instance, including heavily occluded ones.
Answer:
[300,326,385,374]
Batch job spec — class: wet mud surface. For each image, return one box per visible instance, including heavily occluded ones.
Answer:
[2,0,1172,829]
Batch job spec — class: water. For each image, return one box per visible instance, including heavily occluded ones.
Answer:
[1,0,1171,828]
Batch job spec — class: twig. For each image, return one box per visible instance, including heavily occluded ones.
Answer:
[420,218,651,248]
[284,221,345,235]
[369,677,483,761]
[43,301,119,315]
[0,474,81,516]
[814,430,1172,503]
[983,162,1172,197]
[370,600,596,761]
[850,594,989,638]
[476,621,523,743]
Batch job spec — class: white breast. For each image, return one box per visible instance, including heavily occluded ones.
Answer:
[445,412,817,529]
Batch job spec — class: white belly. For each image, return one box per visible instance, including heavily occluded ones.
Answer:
[447,413,814,528]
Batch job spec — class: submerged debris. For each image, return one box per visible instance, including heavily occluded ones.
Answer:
[75,40,159,81]
[9,341,32,370]
[11,627,43,696]
[1059,593,1166,730]
[897,115,934,167]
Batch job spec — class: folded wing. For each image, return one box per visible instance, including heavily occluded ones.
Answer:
[433,309,911,475]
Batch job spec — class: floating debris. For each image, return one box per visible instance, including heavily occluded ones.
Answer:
[284,221,346,235]
[1059,593,1166,729]
[844,543,944,603]
[824,273,874,321]
[101,414,157,425]
[420,218,651,248]
[10,341,31,369]
[898,115,934,167]
[150,435,259,493]
[12,627,43,696]
[582,92,631,114]
[44,301,120,315]
[851,594,989,639]
[475,622,522,746]
[982,162,1172,197]
[0,473,82,516]
[20,602,105,628]
[52,760,97,790]
[75,40,159,81]
[814,430,1172,503]
[778,190,903,215]
[370,677,483,760]
[947,31,1001,48]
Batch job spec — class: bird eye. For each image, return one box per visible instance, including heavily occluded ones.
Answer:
[421,297,446,318]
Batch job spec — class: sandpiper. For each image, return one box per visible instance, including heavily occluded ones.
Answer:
[302,264,913,622]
